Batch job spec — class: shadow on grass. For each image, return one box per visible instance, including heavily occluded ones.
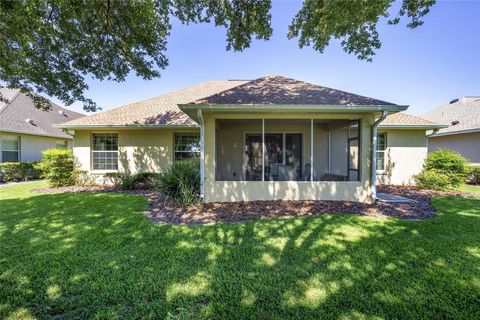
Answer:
[0,190,479,319]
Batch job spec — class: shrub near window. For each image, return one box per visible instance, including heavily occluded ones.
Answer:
[35,149,75,187]
[466,166,480,185]
[155,159,200,206]
[0,162,41,182]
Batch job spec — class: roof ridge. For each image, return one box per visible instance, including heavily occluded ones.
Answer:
[0,89,21,115]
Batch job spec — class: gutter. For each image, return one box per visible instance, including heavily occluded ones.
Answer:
[0,128,73,140]
[54,124,200,130]
[378,124,448,130]
[197,109,205,200]
[371,110,388,201]
[428,128,480,137]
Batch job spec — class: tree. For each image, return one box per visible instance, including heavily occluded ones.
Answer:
[0,0,435,111]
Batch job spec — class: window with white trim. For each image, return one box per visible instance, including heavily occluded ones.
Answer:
[1,135,20,162]
[174,133,200,161]
[376,132,386,171]
[92,133,118,170]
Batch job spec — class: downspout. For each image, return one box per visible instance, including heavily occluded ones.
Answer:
[197,109,205,200]
[371,110,388,201]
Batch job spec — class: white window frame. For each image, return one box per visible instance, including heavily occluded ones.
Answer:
[1,135,20,162]
[91,133,119,172]
[174,132,200,162]
[55,140,68,149]
[376,132,387,172]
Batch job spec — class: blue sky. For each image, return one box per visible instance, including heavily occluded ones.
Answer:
[63,0,480,116]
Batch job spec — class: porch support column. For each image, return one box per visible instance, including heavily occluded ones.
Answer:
[310,118,314,181]
[262,118,265,182]
[197,109,205,199]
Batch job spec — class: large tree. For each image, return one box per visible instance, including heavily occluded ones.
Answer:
[0,0,435,111]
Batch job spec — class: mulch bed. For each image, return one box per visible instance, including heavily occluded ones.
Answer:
[31,184,471,225]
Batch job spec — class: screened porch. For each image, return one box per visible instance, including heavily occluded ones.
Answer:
[215,118,361,183]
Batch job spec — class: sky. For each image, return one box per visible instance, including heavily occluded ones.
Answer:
[60,0,480,116]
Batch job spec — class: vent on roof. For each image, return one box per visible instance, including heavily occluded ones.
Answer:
[449,98,459,104]
[451,120,460,126]
[26,118,34,125]
[58,110,66,116]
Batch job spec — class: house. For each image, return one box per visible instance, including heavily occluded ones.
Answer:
[58,76,444,203]
[421,96,480,165]
[0,88,84,162]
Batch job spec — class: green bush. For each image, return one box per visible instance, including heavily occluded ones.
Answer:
[0,162,41,182]
[415,149,468,189]
[414,170,452,191]
[155,159,200,206]
[104,172,157,190]
[466,166,480,185]
[35,149,75,187]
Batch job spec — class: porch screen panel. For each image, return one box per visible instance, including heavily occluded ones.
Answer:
[215,119,262,181]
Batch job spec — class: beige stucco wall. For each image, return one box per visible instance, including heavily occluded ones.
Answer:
[428,132,480,164]
[376,129,427,185]
[73,129,197,176]
[0,131,72,162]
[204,113,375,203]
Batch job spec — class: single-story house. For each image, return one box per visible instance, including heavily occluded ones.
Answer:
[0,88,84,162]
[421,96,480,165]
[58,76,444,203]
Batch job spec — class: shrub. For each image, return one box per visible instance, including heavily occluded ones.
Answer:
[104,172,157,190]
[416,149,468,189]
[35,149,75,187]
[414,170,452,191]
[0,162,41,182]
[73,170,96,187]
[466,166,480,185]
[155,159,200,206]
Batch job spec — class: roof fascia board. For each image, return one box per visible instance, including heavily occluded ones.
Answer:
[430,128,480,137]
[379,124,448,129]
[179,103,408,112]
[54,124,200,130]
[0,128,73,139]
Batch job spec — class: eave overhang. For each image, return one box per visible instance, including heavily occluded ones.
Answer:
[179,103,408,122]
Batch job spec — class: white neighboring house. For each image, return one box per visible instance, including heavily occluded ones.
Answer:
[0,88,84,162]
[422,96,480,165]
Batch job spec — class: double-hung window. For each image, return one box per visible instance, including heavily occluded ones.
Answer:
[376,132,386,171]
[92,133,118,170]
[56,140,68,149]
[174,133,200,161]
[1,135,20,162]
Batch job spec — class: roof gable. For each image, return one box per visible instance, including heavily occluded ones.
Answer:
[379,112,445,129]
[190,76,396,106]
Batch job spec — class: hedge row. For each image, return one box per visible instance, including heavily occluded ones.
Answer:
[0,162,41,182]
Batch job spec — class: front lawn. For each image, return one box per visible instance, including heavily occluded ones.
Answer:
[0,181,479,319]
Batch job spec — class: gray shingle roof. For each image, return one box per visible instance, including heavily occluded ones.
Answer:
[191,75,396,106]
[379,112,445,128]
[61,80,248,127]
[421,97,480,135]
[0,88,84,139]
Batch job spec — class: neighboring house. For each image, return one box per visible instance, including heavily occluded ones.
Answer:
[0,88,84,162]
[421,96,480,164]
[58,76,443,203]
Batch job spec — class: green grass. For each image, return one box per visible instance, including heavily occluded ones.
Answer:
[458,183,480,196]
[1,181,479,319]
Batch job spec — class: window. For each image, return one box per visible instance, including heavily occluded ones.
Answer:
[174,133,200,161]
[56,140,67,149]
[376,132,386,171]
[92,133,118,170]
[1,135,20,162]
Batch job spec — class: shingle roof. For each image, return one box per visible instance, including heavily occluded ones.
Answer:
[191,75,396,106]
[61,80,248,127]
[379,112,445,128]
[0,88,84,139]
[421,97,480,135]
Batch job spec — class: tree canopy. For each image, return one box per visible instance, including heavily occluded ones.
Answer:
[0,0,435,111]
